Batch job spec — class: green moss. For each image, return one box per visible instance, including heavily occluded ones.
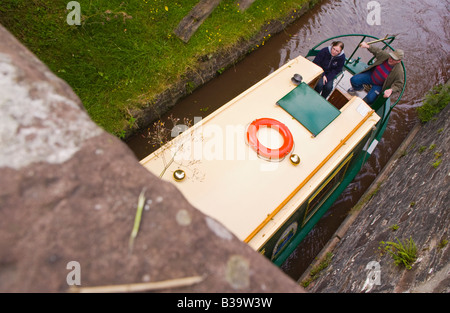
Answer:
[300,252,333,288]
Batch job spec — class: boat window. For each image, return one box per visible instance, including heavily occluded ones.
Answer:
[302,153,353,227]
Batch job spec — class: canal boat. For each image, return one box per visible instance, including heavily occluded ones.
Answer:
[140,34,406,266]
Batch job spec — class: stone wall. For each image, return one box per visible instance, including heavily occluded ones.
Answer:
[305,101,449,293]
[0,24,303,293]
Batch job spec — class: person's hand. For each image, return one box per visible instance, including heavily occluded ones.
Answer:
[383,89,393,98]
[323,76,328,84]
[360,42,370,49]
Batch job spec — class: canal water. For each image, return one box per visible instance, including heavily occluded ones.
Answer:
[127,0,449,280]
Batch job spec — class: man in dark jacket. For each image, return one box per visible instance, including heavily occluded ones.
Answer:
[348,42,405,105]
[313,41,345,99]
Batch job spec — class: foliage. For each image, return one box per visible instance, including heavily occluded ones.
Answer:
[431,158,442,169]
[438,238,448,251]
[417,83,450,123]
[0,0,310,136]
[148,114,192,150]
[147,115,197,178]
[380,237,417,270]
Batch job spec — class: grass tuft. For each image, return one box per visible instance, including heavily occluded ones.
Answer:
[379,237,417,270]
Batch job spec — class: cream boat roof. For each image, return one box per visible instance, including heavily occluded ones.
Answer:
[140,55,380,250]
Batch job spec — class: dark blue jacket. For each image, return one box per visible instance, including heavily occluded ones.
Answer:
[313,47,345,82]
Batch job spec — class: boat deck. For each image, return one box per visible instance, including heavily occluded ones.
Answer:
[140,55,380,251]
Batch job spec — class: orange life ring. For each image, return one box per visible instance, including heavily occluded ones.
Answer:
[246,118,294,160]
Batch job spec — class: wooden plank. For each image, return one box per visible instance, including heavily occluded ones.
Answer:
[174,0,223,43]
[236,0,257,11]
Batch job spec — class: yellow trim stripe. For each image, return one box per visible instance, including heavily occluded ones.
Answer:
[244,109,375,243]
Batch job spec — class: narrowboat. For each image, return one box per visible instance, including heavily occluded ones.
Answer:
[140,34,406,266]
